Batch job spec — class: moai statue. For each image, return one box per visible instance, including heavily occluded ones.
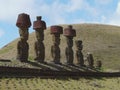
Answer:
[96,60,102,69]
[50,26,63,64]
[75,40,84,66]
[16,13,31,62]
[87,53,94,68]
[64,25,76,65]
[33,16,46,63]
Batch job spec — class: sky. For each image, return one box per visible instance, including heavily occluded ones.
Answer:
[0,0,120,48]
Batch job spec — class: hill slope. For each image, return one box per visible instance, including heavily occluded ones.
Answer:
[0,23,120,70]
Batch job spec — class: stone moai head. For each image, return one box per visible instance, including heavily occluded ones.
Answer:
[75,40,83,50]
[50,26,63,45]
[64,25,76,47]
[19,29,29,41]
[33,16,46,41]
[16,13,31,41]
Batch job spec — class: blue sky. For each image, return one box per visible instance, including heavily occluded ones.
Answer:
[0,0,120,48]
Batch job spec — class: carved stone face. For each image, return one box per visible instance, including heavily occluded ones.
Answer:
[35,30,44,41]
[52,35,60,45]
[75,40,83,50]
[19,29,28,41]
[67,37,73,47]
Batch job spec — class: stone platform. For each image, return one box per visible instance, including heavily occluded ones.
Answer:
[0,60,120,77]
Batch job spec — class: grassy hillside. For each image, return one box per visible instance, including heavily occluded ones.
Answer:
[0,77,120,90]
[0,23,120,70]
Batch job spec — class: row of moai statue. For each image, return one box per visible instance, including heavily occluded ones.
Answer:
[16,13,102,68]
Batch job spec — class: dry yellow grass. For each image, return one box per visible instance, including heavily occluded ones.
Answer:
[0,77,120,90]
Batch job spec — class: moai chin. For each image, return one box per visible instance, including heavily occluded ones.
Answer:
[75,40,84,66]
[64,25,76,65]
[16,13,31,62]
[87,53,94,68]
[50,25,63,64]
[33,16,46,63]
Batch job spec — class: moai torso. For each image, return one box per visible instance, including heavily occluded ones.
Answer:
[75,40,84,66]
[65,37,74,65]
[64,25,76,65]
[87,53,94,68]
[34,41,45,62]
[34,31,45,62]
[33,16,46,63]
[65,46,73,64]
[51,35,61,64]
[51,45,60,62]
[50,26,63,64]
[17,40,29,62]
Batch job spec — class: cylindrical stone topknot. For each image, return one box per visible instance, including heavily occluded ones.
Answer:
[50,25,63,34]
[64,25,76,37]
[16,13,31,28]
[33,16,46,30]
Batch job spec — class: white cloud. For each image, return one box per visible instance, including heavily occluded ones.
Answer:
[108,1,120,26]
[0,0,99,25]
[94,0,113,5]
[66,0,84,12]
[116,1,120,14]
[0,0,67,25]
[0,0,38,22]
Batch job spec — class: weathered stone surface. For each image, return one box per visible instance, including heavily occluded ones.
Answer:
[33,16,46,63]
[16,13,31,62]
[87,53,94,68]
[19,29,29,40]
[50,26,63,64]
[64,25,76,65]
[75,40,84,66]
[34,41,45,62]
[51,35,61,64]
[16,40,29,62]
[65,37,74,65]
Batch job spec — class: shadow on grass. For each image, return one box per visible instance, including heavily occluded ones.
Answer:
[26,61,51,70]
[0,59,11,62]
[0,76,105,81]
[45,62,69,71]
